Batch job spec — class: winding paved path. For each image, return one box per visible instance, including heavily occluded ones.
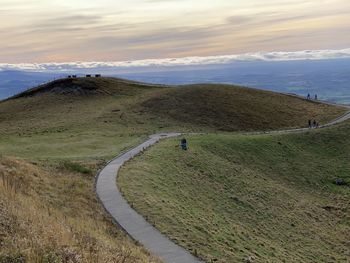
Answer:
[96,133,203,263]
[96,106,350,263]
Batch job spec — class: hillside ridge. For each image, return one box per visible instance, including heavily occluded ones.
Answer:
[3,76,172,101]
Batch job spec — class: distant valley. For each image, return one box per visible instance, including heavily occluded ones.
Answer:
[0,71,59,99]
[121,59,350,104]
[1,58,350,104]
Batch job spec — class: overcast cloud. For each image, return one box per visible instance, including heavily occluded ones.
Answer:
[0,48,349,72]
[0,0,349,63]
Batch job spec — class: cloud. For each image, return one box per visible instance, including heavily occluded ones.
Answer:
[30,14,103,32]
[0,48,349,72]
[1,0,349,63]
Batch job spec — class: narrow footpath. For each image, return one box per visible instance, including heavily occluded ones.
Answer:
[96,133,203,263]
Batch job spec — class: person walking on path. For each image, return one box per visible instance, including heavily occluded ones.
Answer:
[308,120,312,128]
[313,120,317,128]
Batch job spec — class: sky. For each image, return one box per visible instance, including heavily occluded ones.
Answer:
[1,0,350,63]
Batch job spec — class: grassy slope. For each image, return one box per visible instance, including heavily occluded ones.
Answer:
[0,78,168,159]
[119,122,350,263]
[142,84,345,131]
[0,157,159,262]
[0,77,347,262]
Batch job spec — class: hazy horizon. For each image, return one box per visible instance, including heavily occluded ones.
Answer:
[1,57,350,105]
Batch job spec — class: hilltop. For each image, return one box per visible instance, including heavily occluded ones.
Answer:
[9,77,158,98]
[1,76,346,132]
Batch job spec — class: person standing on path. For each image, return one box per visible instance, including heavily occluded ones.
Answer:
[313,120,317,128]
[308,120,312,128]
[181,138,188,150]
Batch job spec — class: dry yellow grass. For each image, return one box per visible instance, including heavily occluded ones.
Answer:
[0,157,159,263]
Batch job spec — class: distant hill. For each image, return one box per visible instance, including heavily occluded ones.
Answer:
[1,58,350,103]
[2,76,346,129]
[121,58,350,104]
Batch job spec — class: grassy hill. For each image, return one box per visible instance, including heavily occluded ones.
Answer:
[0,77,345,159]
[119,122,350,262]
[142,84,345,131]
[0,77,348,262]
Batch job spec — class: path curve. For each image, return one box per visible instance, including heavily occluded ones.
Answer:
[96,133,203,263]
[96,106,350,263]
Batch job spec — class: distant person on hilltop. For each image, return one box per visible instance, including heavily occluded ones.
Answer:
[315,94,318,100]
[180,138,188,150]
[307,93,311,100]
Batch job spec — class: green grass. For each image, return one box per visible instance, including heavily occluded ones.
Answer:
[62,160,92,175]
[0,77,348,262]
[119,121,350,263]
